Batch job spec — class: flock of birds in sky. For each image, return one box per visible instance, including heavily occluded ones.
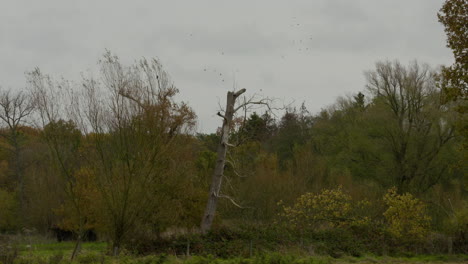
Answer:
[192,17,313,87]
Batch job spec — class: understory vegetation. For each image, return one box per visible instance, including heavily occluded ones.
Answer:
[2,241,468,264]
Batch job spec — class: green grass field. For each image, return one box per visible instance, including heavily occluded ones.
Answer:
[8,241,467,264]
[18,241,106,257]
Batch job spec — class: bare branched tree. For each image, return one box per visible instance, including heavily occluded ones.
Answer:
[0,88,34,210]
[28,68,87,260]
[201,89,275,234]
[82,52,196,255]
[365,60,456,191]
[28,51,197,256]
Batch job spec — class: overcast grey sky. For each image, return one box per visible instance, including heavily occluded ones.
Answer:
[0,0,453,133]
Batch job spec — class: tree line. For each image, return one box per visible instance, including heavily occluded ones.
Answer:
[0,0,466,257]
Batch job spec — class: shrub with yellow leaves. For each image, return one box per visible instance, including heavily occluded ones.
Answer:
[382,187,431,243]
[279,186,369,232]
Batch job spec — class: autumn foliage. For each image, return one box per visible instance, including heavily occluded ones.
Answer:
[1,12,467,255]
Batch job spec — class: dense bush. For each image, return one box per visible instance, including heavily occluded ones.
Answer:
[279,187,371,232]
[128,224,376,258]
[382,188,431,247]
[127,224,296,257]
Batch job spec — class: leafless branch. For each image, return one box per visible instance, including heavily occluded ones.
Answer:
[216,194,252,209]
[217,111,226,120]
[234,95,276,113]
[223,142,236,148]
[225,159,248,178]
[222,175,236,192]
[0,89,34,131]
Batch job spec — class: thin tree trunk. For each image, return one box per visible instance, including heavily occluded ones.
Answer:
[12,135,24,207]
[70,213,85,260]
[113,237,121,256]
[71,234,82,260]
[200,89,245,234]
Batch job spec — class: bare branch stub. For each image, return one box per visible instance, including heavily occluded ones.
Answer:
[217,111,226,120]
[233,88,246,98]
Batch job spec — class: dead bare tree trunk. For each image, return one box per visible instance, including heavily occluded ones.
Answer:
[200,89,246,234]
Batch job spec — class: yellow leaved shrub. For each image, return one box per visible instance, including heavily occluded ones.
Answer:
[383,187,431,242]
[279,186,369,231]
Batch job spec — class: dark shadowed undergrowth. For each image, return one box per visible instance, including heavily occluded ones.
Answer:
[10,252,468,264]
